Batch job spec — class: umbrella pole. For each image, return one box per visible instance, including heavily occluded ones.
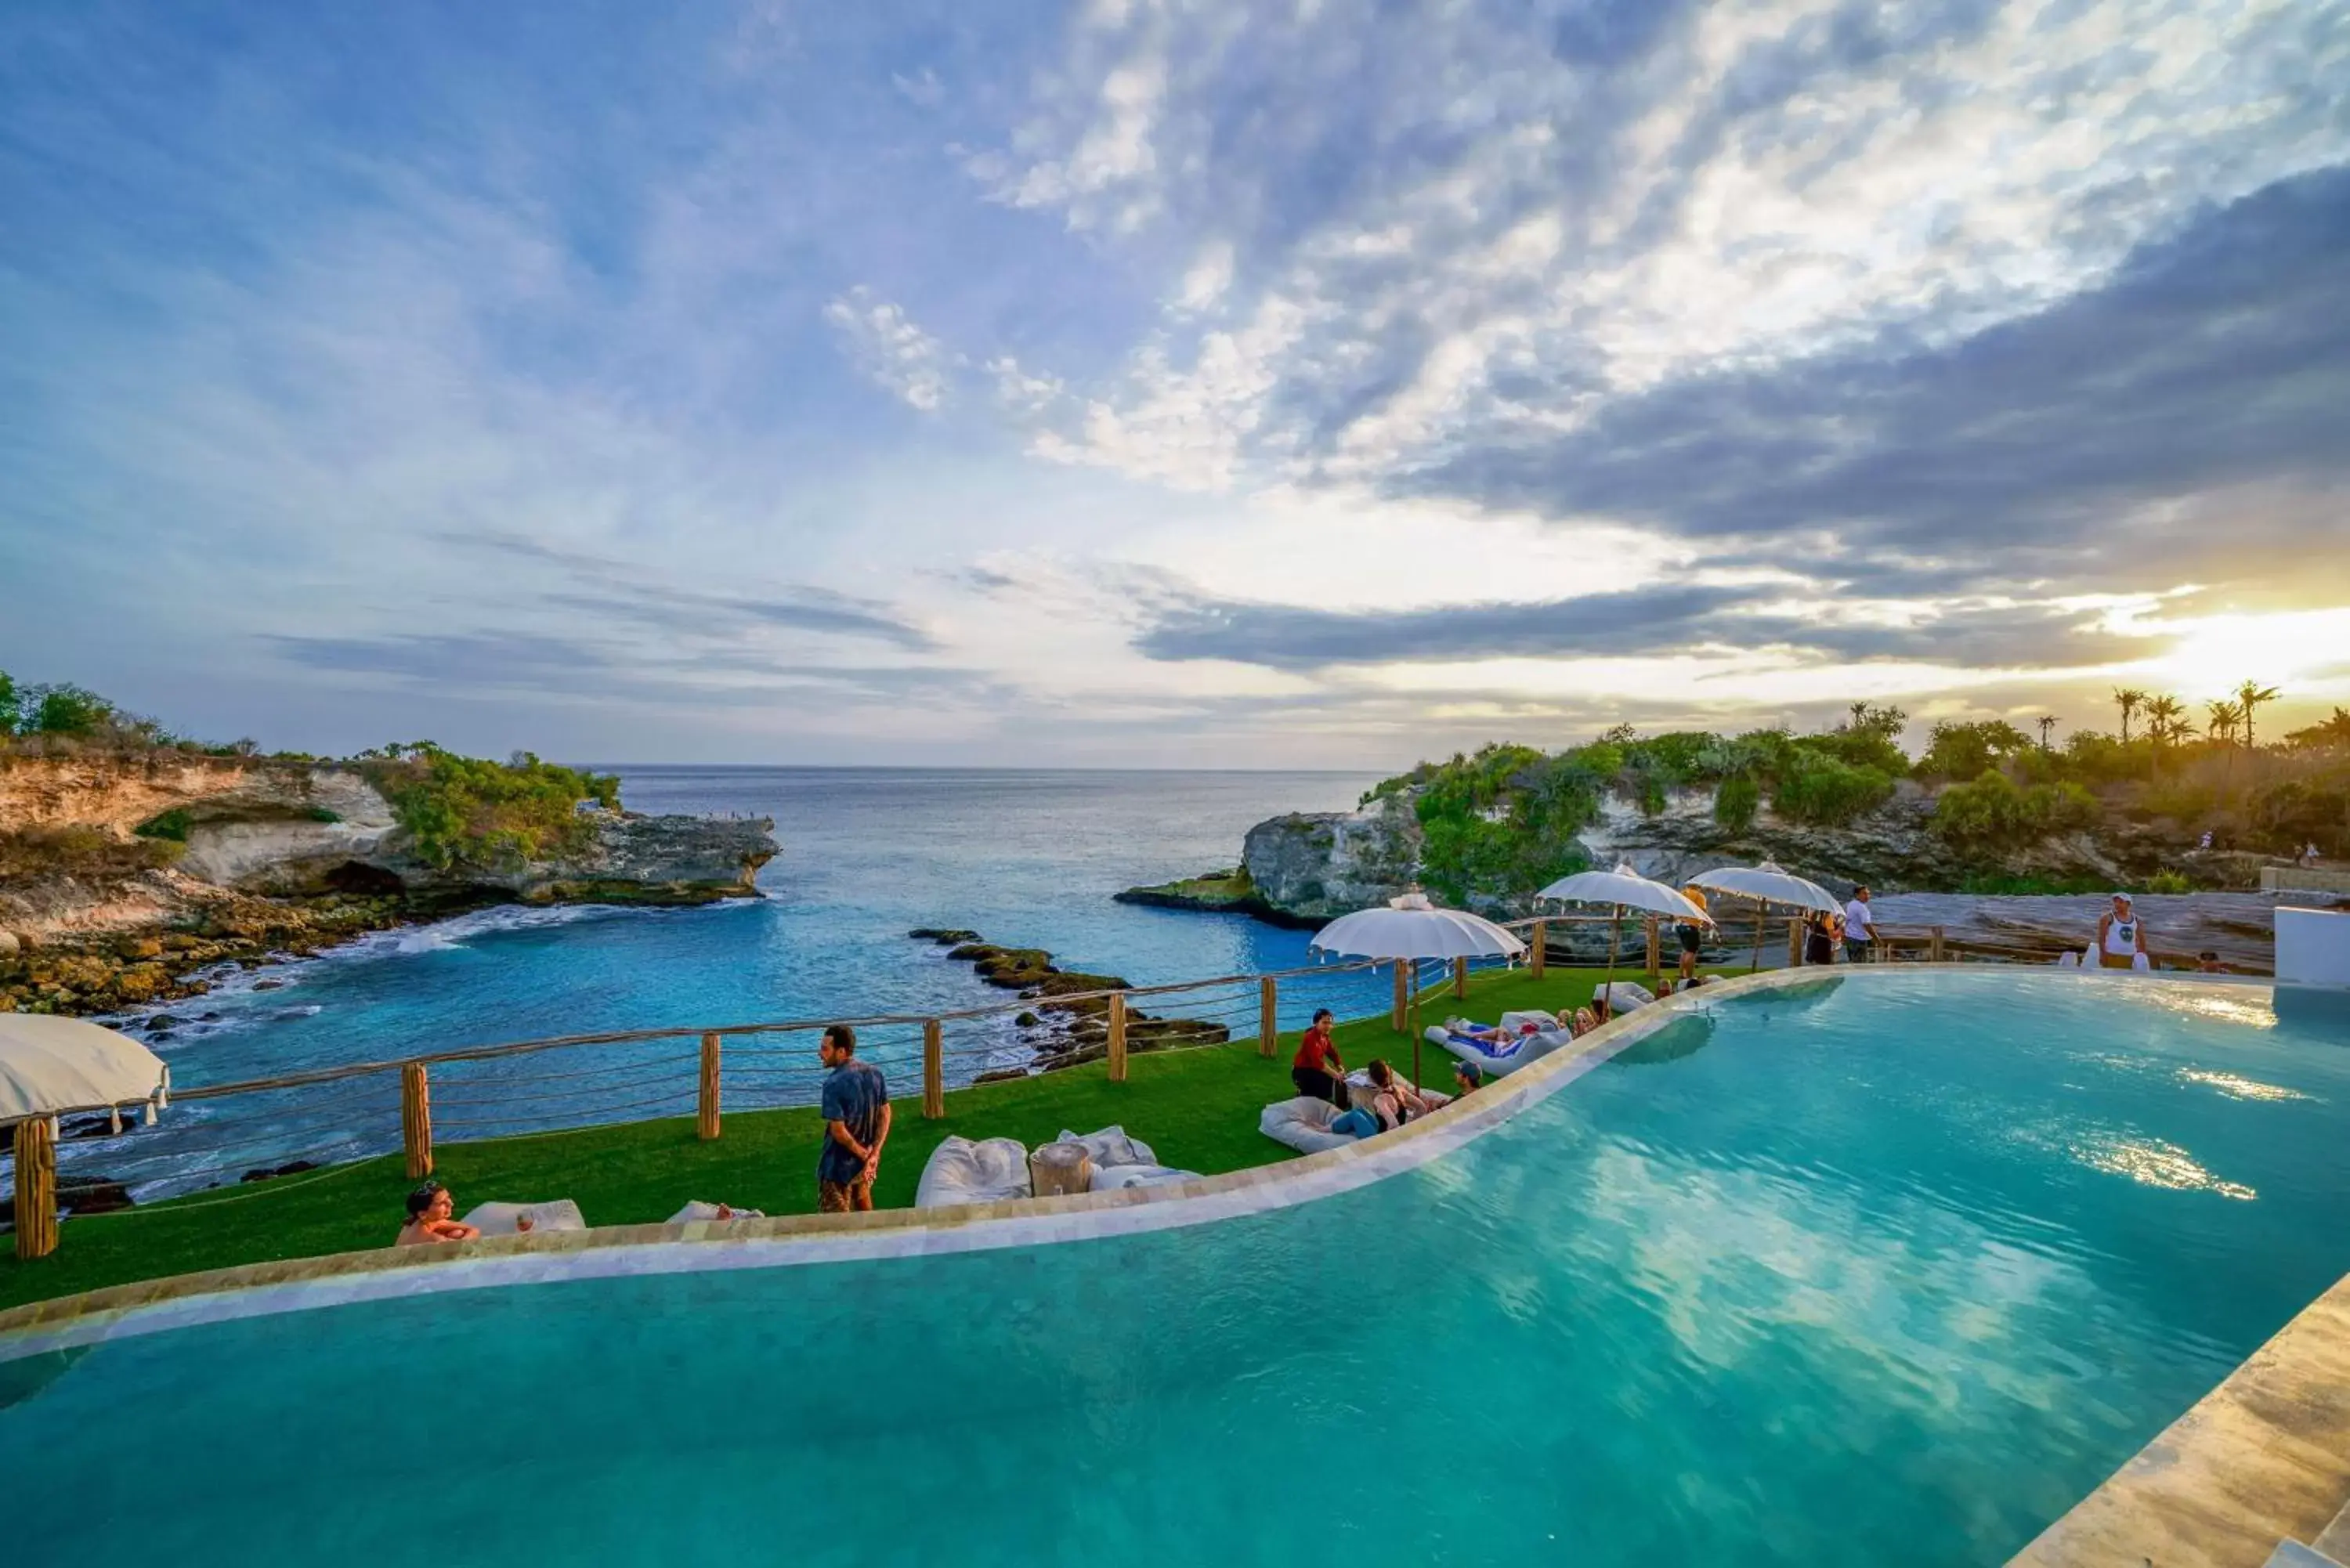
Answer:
[1410,959,1423,1089]
[1603,903,1622,1013]
[1749,898,1765,974]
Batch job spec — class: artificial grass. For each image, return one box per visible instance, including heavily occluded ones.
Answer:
[1,966,1706,1311]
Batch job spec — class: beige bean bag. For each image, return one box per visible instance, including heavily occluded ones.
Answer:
[1054,1125,1158,1169]
[1260,1095,1363,1155]
[915,1135,1033,1209]
[461,1199,586,1237]
[1091,1163,1204,1192]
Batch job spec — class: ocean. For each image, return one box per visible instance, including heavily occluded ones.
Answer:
[125,768,1386,1096]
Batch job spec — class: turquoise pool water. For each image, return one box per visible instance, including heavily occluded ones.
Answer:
[7,972,2348,1566]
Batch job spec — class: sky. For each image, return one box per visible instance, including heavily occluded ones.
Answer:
[2,0,2347,768]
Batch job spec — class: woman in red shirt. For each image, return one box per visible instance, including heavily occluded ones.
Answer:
[1291,1008,1347,1107]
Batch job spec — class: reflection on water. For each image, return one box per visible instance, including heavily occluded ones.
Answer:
[2177,1068,2312,1103]
[2077,1135,2257,1200]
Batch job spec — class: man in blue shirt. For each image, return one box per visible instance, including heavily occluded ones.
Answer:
[817,1023,891,1212]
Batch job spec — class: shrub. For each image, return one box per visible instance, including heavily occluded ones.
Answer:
[0,669,16,736]
[2144,869,2193,894]
[301,806,342,824]
[27,684,117,736]
[356,742,621,873]
[1916,720,2031,781]
[1713,775,1759,833]
[133,808,193,842]
[1932,770,2033,849]
[1770,753,1894,826]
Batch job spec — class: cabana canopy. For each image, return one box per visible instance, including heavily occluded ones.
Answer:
[0,1014,169,1124]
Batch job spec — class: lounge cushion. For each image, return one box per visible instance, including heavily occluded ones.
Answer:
[667,1201,766,1223]
[1054,1125,1158,1169]
[1091,1163,1204,1193]
[462,1199,586,1237]
[1260,1095,1362,1155]
[915,1136,1034,1209]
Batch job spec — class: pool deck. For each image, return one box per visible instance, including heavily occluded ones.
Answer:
[2011,1266,2350,1568]
[6,965,2345,1567]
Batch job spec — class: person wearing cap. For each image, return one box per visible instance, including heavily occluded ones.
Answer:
[2092,893,2151,970]
[1452,1059,1483,1097]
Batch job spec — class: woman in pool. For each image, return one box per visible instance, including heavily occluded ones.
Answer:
[397,1181,483,1247]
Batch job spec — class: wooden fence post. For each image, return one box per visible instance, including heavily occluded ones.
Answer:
[1391,961,1408,1031]
[400,1061,432,1180]
[1929,925,1947,963]
[1452,955,1468,1000]
[1788,918,1804,967]
[1644,916,1661,978]
[696,1031,722,1141]
[1530,919,1546,979]
[1107,992,1129,1082]
[923,1019,945,1118]
[1259,975,1278,1058]
[12,1116,56,1261]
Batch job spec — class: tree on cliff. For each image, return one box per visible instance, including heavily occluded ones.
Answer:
[2110,688,2146,742]
[0,670,16,735]
[2233,681,2281,751]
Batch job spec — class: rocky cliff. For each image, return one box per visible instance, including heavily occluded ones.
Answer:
[0,753,776,1014]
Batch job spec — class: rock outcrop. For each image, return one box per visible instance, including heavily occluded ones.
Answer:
[1238,795,1422,921]
[0,753,778,1015]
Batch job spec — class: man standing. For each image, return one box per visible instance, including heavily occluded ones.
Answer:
[1842,887,1875,963]
[817,1023,890,1213]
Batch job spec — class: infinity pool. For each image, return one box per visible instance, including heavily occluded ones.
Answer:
[5,972,2347,1566]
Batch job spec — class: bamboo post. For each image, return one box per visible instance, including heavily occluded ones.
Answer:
[1452,955,1468,1000]
[13,1116,57,1261]
[400,1061,432,1180]
[1929,925,1947,963]
[1108,992,1128,1082]
[923,1019,945,1118]
[1392,960,1408,1031]
[1644,916,1661,978]
[1788,918,1804,968]
[1258,975,1278,1058]
[1530,919,1546,979]
[696,1031,721,1140]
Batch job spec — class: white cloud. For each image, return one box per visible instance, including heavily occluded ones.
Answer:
[822,287,953,411]
[891,66,945,107]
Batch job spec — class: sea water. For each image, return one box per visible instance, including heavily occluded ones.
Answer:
[119,767,1383,1091]
[9,972,2348,1566]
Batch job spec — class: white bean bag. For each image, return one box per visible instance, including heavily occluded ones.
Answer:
[1427,1025,1573,1078]
[667,1201,765,1223]
[1594,981,1657,1010]
[1260,1096,1363,1155]
[1499,1010,1559,1034]
[462,1199,586,1237]
[916,1136,1033,1209]
[1054,1125,1158,1169]
[1091,1163,1204,1192]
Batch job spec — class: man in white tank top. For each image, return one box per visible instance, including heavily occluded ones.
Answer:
[2091,892,2151,970]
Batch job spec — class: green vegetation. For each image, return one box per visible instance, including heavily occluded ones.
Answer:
[1929,771,2099,853]
[354,743,620,873]
[0,966,1697,1311]
[133,807,194,842]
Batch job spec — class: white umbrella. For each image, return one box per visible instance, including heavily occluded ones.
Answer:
[1311,891,1526,1087]
[1538,862,1715,1009]
[1687,860,1842,972]
[0,1014,170,1129]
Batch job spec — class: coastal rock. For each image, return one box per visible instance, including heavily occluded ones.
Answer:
[1240,795,1422,921]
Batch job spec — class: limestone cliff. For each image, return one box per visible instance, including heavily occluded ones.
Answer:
[0,753,777,1013]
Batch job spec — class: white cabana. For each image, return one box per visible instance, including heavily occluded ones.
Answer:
[1538,862,1716,1010]
[0,1014,169,1129]
[1687,860,1841,971]
[1310,891,1526,1089]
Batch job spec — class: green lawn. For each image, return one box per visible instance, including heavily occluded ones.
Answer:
[2,966,1702,1311]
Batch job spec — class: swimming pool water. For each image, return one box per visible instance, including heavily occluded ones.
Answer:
[7,972,2348,1566]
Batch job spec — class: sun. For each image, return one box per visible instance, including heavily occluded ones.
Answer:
[2128,609,2350,700]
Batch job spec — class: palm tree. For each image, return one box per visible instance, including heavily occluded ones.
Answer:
[2037,714,2059,751]
[2143,693,2186,774]
[2233,681,2280,751]
[2111,687,2146,742]
[2207,699,2243,747]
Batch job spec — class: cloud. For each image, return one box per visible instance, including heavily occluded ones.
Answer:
[822,286,953,410]
[1135,581,2148,671]
[891,66,944,107]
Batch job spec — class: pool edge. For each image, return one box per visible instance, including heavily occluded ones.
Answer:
[0,963,1782,1360]
[2008,1266,2350,1568]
